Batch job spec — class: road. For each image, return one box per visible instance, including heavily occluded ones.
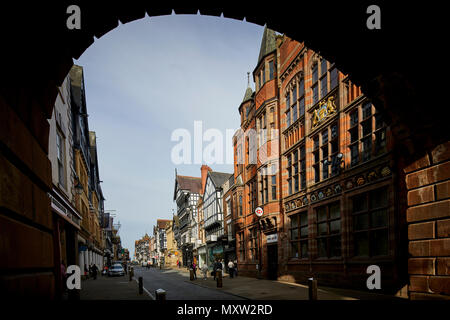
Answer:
[133,267,243,300]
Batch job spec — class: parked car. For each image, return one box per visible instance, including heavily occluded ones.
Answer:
[108,264,125,277]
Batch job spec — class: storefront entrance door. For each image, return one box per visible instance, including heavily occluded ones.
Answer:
[267,244,278,280]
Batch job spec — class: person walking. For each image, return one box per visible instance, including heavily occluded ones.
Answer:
[192,261,197,280]
[234,259,238,277]
[84,264,89,279]
[92,264,98,280]
[201,264,208,280]
[227,260,234,279]
[213,260,222,281]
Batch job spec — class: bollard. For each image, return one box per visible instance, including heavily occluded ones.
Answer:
[189,268,194,281]
[138,276,143,295]
[155,288,166,300]
[216,270,223,288]
[308,277,317,300]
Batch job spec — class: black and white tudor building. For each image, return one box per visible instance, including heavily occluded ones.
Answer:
[202,171,233,267]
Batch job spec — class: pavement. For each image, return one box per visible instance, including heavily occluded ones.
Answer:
[164,266,405,300]
[133,267,243,300]
[79,274,152,300]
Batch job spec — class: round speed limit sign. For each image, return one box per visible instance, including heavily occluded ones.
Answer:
[255,207,264,217]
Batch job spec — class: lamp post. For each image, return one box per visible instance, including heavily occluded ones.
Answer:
[322,152,344,175]
[255,207,264,279]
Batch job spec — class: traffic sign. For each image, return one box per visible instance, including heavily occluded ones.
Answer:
[255,207,263,217]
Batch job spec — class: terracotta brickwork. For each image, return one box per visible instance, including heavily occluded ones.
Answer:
[0,94,55,298]
[232,31,410,294]
[406,141,450,299]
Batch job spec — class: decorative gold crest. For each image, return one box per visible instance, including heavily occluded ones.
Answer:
[312,96,337,127]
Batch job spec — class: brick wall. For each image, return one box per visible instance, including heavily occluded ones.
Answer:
[406,141,450,299]
[0,93,56,299]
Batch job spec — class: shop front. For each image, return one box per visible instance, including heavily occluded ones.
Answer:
[207,243,224,270]
[49,189,81,299]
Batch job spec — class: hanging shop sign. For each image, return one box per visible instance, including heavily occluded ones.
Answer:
[255,207,264,217]
[266,234,278,244]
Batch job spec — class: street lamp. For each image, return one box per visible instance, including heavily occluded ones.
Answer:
[322,153,344,173]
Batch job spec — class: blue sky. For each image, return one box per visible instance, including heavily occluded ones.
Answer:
[75,14,264,258]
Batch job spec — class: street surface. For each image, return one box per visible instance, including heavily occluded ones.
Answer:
[133,267,243,300]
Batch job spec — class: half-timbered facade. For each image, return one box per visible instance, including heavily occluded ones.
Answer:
[173,172,202,267]
[203,171,233,268]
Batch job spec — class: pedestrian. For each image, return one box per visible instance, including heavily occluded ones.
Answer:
[201,264,208,280]
[84,264,89,279]
[213,260,222,280]
[92,264,98,280]
[234,260,238,277]
[221,259,225,273]
[227,260,234,279]
[102,265,108,276]
[192,261,197,280]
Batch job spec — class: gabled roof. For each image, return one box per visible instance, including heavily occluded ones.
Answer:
[257,26,277,67]
[157,219,171,230]
[175,175,202,195]
[209,171,233,189]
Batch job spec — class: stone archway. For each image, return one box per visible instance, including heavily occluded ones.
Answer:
[0,3,448,299]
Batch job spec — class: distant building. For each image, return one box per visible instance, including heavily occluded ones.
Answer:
[173,169,204,266]
[203,170,233,268]
[154,219,171,266]
[134,234,150,264]
[164,221,181,267]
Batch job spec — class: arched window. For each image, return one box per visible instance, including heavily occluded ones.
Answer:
[311,62,319,105]
[320,58,328,99]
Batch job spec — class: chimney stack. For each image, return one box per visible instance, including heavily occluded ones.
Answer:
[201,165,212,195]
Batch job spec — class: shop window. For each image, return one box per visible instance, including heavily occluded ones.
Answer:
[316,202,341,258]
[352,187,389,257]
[289,212,308,258]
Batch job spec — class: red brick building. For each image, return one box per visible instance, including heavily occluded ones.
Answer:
[277,35,401,293]
[233,28,406,294]
[234,27,283,279]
